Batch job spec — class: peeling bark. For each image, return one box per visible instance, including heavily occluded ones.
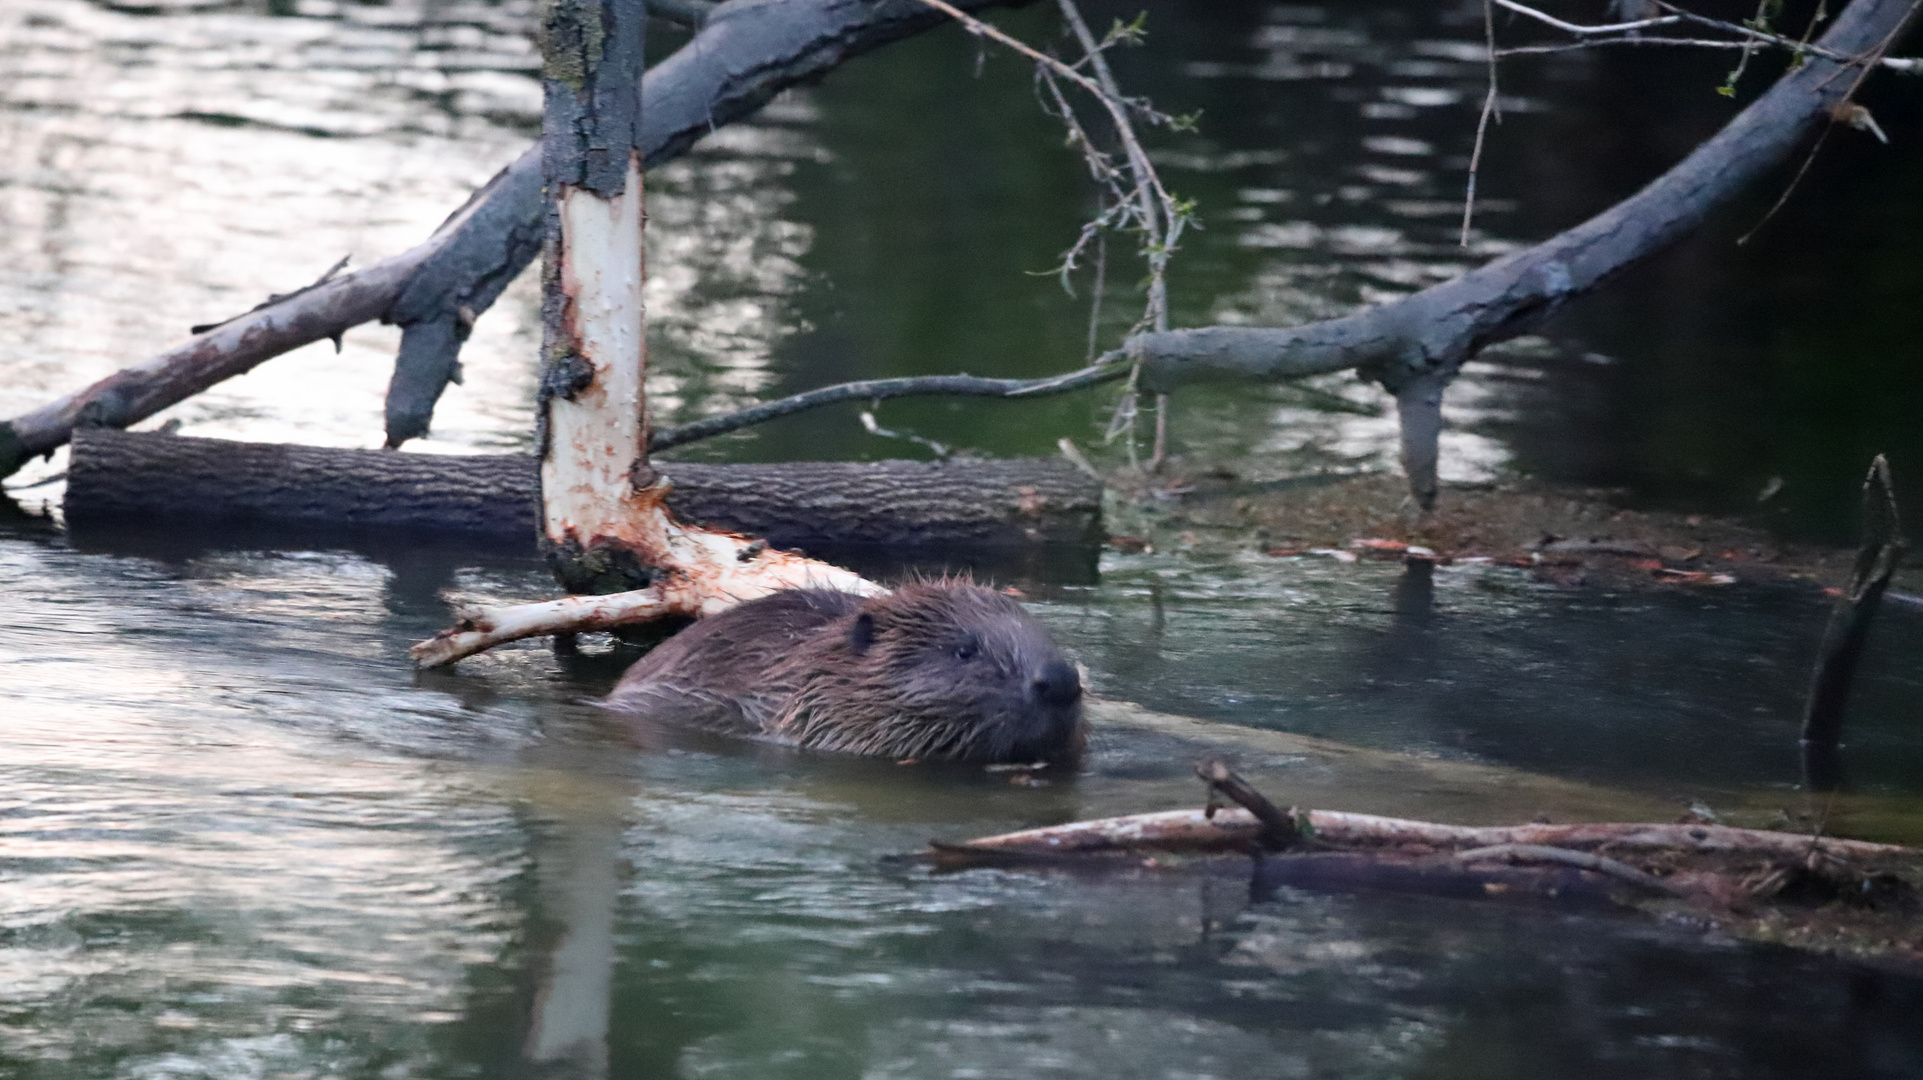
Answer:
[409,528,882,667]
[410,0,894,666]
[535,0,655,593]
[541,156,657,592]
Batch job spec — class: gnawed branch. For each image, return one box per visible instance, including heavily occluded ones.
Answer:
[413,0,897,668]
[410,496,882,667]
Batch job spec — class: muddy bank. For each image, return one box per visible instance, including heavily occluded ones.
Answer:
[1102,463,1898,591]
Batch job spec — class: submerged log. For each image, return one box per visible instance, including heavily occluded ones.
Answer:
[64,430,1103,550]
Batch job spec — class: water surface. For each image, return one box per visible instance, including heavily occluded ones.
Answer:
[5,1,1923,1077]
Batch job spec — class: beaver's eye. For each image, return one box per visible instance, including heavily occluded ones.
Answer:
[954,637,980,661]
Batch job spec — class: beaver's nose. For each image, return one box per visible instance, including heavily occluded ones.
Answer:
[1030,660,1082,706]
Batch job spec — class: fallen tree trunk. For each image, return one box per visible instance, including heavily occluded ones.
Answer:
[63,431,1102,549]
[1121,0,1917,506]
[0,0,1031,479]
[532,0,1921,497]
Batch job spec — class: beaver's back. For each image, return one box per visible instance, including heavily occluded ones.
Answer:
[605,588,862,735]
[604,582,1085,764]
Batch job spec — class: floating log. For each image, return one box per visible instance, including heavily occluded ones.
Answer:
[938,807,1915,862]
[64,430,1103,551]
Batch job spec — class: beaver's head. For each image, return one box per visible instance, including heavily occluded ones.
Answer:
[769,582,1085,765]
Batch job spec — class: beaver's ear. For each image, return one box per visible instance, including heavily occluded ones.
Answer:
[848,612,876,654]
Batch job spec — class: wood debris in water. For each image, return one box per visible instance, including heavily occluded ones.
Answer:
[921,761,1923,967]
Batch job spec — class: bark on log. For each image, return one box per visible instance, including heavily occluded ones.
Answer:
[63,430,1103,550]
[0,0,1031,478]
[1126,0,1918,504]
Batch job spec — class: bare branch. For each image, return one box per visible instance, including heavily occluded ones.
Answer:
[648,354,1131,452]
[412,538,883,668]
[1127,0,1919,505]
[1461,0,1502,247]
[1490,0,1684,35]
[945,806,1915,860]
[1498,37,1788,56]
[1493,0,1921,70]
[905,0,1187,466]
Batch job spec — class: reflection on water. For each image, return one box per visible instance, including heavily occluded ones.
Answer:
[1072,551,1923,799]
[7,0,1923,1076]
[4,525,1922,1078]
[7,0,1919,529]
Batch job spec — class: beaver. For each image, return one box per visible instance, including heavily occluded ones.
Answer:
[604,582,1086,764]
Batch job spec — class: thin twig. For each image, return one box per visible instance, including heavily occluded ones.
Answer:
[1461,0,1502,247]
[1737,0,1919,243]
[1735,122,1834,244]
[1053,0,1185,461]
[1657,0,1858,64]
[1491,0,1684,35]
[1452,844,1691,897]
[1498,37,1798,56]
[649,352,1131,451]
[904,0,1174,132]
[1085,231,1107,360]
[1148,393,1168,471]
[1496,33,1919,68]
[1494,0,1920,69]
[905,0,1186,465]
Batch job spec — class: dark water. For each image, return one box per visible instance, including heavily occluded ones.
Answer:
[7,522,1923,1079]
[5,0,1923,1077]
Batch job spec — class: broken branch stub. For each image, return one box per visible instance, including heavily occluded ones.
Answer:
[1801,455,1906,781]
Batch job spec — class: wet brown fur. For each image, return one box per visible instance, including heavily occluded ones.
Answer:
[605,581,1086,764]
